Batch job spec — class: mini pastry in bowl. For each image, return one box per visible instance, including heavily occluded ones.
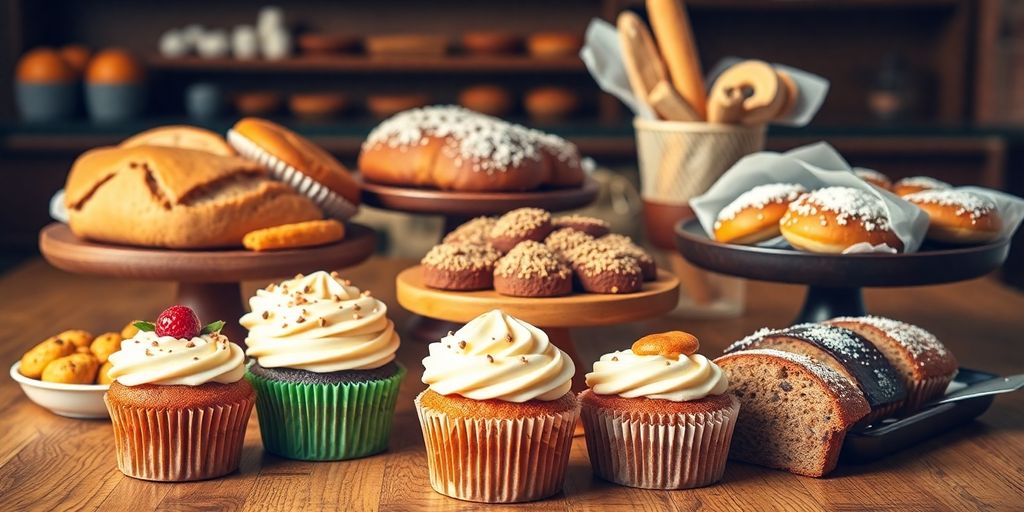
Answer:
[416,309,579,503]
[241,271,404,461]
[714,183,806,244]
[421,242,502,291]
[228,117,361,220]
[853,168,891,190]
[487,207,554,253]
[493,241,572,297]
[780,186,903,253]
[892,176,951,197]
[104,305,254,481]
[904,189,1002,245]
[581,331,739,489]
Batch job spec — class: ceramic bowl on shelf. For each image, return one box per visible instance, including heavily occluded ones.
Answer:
[10,361,109,419]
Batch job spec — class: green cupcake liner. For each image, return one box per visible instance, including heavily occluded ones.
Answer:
[246,364,406,461]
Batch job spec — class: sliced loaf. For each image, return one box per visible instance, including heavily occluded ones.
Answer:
[715,349,870,477]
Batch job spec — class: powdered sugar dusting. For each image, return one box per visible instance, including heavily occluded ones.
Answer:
[363,105,579,174]
[829,316,951,367]
[725,327,776,352]
[784,186,892,231]
[853,168,890,184]
[720,348,861,401]
[904,189,997,222]
[715,183,806,225]
[896,176,951,190]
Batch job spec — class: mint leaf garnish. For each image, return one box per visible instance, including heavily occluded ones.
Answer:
[133,321,155,332]
[201,320,225,334]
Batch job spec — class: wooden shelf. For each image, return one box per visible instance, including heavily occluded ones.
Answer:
[146,55,587,74]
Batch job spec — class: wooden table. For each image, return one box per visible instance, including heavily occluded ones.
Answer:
[1,257,1022,511]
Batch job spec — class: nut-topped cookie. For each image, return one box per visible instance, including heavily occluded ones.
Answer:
[442,216,496,246]
[421,242,502,291]
[493,241,571,297]
[564,240,643,294]
[544,227,594,258]
[488,207,554,253]
[552,214,611,238]
[598,234,657,281]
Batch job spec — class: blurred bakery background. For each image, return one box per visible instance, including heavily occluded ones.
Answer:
[2,0,1024,286]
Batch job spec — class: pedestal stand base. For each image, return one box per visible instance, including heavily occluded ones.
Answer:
[793,286,866,325]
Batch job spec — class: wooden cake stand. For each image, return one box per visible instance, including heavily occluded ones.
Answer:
[39,223,377,344]
[396,265,680,394]
[362,175,601,340]
[360,176,600,234]
[674,218,1011,324]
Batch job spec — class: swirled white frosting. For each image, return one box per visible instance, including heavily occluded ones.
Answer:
[585,350,728,401]
[240,271,399,372]
[108,330,246,386]
[421,309,574,402]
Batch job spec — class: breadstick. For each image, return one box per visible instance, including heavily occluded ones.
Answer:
[646,0,706,120]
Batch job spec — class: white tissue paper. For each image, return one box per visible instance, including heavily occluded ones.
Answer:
[580,18,829,127]
[50,189,68,223]
[689,142,930,253]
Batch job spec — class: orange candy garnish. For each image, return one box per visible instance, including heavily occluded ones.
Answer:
[631,331,700,359]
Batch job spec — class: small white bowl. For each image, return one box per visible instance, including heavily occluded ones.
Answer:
[10,361,110,419]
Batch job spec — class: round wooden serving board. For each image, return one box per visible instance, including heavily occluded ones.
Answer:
[359,176,599,217]
[396,265,680,328]
[39,222,377,344]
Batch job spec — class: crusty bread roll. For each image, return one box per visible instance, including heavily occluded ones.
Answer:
[65,145,322,248]
[119,125,236,156]
[358,105,585,192]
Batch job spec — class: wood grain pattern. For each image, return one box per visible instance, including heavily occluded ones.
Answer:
[0,257,1022,511]
[396,266,680,327]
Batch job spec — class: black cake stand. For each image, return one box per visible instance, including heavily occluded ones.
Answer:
[674,218,1011,324]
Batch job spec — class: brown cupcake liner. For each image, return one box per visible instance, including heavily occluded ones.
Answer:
[903,373,956,413]
[580,395,740,489]
[414,392,580,503]
[105,393,255,482]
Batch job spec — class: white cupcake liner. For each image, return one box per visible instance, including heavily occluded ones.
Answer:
[414,392,579,503]
[581,395,740,490]
[228,129,358,220]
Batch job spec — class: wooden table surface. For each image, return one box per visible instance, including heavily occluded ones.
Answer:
[1,257,1022,511]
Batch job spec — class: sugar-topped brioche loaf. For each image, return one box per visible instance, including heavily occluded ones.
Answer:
[715,348,870,477]
[780,186,903,253]
[65,145,322,248]
[826,316,957,412]
[358,105,584,192]
[725,323,907,425]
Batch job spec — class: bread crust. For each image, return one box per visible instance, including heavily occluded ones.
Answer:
[119,125,236,156]
[232,118,361,206]
[715,350,869,477]
[66,146,322,248]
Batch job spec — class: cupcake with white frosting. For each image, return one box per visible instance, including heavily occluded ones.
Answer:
[104,305,253,482]
[415,309,579,503]
[581,330,739,490]
[240,270,404,461]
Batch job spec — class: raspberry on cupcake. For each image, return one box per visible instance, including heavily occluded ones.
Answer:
[442,216,496,246]
[598,234,657,281]
[565,240,643,294]
[105,306,253,482]
[487,207,554,253]
[421,243,502,291]
[552,214,611,237]
[493,241,572,297]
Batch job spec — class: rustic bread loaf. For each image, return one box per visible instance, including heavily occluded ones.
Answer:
[714,349,870,477]
[358,105,584,192]
[826,316,957,412]
[65,145,322,248]
[725,323,907,425]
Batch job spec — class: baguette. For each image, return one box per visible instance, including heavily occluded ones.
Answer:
[646,0,706,119]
